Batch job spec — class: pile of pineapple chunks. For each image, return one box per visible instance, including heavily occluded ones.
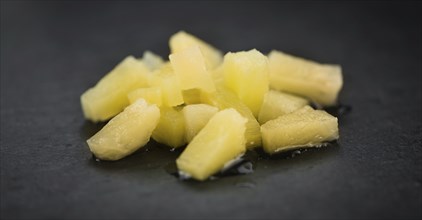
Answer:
[82,31,342,181]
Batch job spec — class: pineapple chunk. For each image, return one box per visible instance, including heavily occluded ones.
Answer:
[258,90,309,124]
[152,107,186,148]
[182,89,202,105]
[176,108,247,181]
[81,56,150,122]
[169,31,223,69]
[142,51,164,71]
[149,69,184,107]
[182,104,219,143]
[261,106,339,154]
[201,85,261,148]
[127,87,162,106]
[169,46,216,93]
[87,99,160,160]
[268,50,343,106]
[223,49,269,117]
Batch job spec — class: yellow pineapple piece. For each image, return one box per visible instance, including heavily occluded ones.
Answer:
[149,69,184,107]
[81,56,150,122]
[142,51,164,71]
[268,50,343,106]
[176,108,247,181]
[169,46,216,93]
[261,106,339,154]
[169,31,223,69]
[87,99,160,160]
[258,90,309,124]
[152,106,186,148]
[201,85,261,148]
[182,104,219,143]
[182,89,202,105]
[127,87,162,106]
[210,64,225,87]
[223,49,269,117]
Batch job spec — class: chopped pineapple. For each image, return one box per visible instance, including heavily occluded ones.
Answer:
[201,85,261,148]
[258,90,309,124]
[149,70,184,107]
[87,99,160,160]
[170,31,223,69]
[142,51,164,71]
[182,104,219,143]
[261,106,339,154]
[81,56,150,122]
[268,50,343,106]
[176,108,247,181]
[169,46,216,93]
[182,89,202,105]
[152,106,186,148]
[127,87,162,106]
[223,49,269,117]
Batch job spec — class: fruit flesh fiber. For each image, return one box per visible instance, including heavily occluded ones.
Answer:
[87,99,160,160]
[127,87,162,106]
[261,106,339,154]
[169,31,223,69]
[152,106,186,148]
[268,50,342,106]
[201,85,261,148]
[182,104,219,143]
[176,108,247,181]
[258,90,309,124]
[81,56,150,122]
[169,46,216,93]
[223,49,269,117]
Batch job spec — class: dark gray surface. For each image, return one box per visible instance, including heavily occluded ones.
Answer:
[1,1,421,219]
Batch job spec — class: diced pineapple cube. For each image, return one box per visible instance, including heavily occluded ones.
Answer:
[176,108,247,181]
[87,99,160,160]
[152,106,186,148]
[258,90,309,124]
[268,50,343,106]
[261,106,339,154]
[142,51,164,71]
[149,70,184,107]
[182,104,219,143]
[81,56,150,122]
[127,87,162,106]
[201,85,261,148]
[223,49,269,117]
[169,31,223,69]
[169,46,216,93]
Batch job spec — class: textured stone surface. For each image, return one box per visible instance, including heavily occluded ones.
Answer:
[1,1,421,219]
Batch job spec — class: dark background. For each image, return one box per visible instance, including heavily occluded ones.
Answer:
[1,1,421,219]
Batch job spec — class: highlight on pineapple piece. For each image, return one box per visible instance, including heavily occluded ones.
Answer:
[127,87,162,106]
[176,108,247,181]
[258,90,309,124]
[169,46,216,93]
[223,49,269,117]
[201,85,262,149]
[152,106,186,148]
[169,31,223,69]
[87,99,160,160]
[261,106,339,154]
[81,56,150,122]
[142,51,164,71]
[182,104,219,143]
[268,50,343,106]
